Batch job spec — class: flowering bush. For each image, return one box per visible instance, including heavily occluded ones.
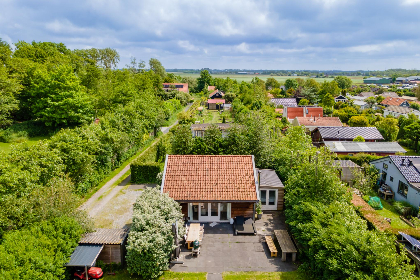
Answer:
[126,188,185,279]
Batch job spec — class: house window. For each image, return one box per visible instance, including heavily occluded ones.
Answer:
[390,176,394,182]
[383,163,388,170]
[398,181,409,198]
[348,153,354,156]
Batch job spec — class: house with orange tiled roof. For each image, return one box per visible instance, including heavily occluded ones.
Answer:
[161,155,259,222]
[381,96,410,107]
[162,83,189,93]
[208,85,225,99]
[207,99,225,110]
[291,117,343,131]
[283,106,323,120]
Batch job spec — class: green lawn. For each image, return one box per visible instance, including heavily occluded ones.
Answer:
[0,136,50,153]
[222,271,311,280]
[399,143,419,156]
[197,109,233,124]
[102,271,207,280]
[169,73,364,84]
[376,199,411,229]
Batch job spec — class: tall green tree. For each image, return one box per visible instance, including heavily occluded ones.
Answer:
[333,76,352,90]
[0,65,20,127]
[284,79,298,91]
[321,93,335,108]
[348,116,369,127]
[405,120,420,152]
[197,70,213,92]
[376,117,399,141]
[149,58,166,79]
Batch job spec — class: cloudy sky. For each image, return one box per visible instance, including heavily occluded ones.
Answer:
[1,0,420,70]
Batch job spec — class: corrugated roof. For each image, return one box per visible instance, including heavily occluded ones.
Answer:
[257,169,284,188]
[65,244,103,267]
[191,123,231,131]
[317,127,384,141]
[79,228,128,245]
[270,98,298,107]
[389,156,420,183]
[324,141,406,153]
[384,105,415,114]
[162,155,258,201]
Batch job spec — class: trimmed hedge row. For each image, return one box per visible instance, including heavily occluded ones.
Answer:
[131,162,163,184]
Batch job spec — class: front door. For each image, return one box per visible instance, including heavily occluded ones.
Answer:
[199,203,220,222]
[260,189,278,210]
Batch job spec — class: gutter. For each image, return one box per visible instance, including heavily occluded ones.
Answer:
[252,155,259,200]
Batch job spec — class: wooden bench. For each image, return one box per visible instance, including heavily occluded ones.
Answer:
[265,235,278,257]
[274,230,297,262]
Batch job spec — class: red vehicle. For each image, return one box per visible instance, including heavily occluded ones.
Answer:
[73,267,103,279]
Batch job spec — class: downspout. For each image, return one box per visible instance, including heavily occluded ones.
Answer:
[161,154,169,194]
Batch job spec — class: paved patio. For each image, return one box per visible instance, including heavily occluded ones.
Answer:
[170,211,297,279]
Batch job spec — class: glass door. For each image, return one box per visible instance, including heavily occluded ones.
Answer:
[260,189,278,210]
[199,203,220,222]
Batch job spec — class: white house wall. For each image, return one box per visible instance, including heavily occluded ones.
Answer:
[372,157,420,208]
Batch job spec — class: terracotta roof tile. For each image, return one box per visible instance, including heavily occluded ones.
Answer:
[381,96,407,106]
[162,155,257,201]
[162,83,189,93]
[296,117,342,127]
[287,107,323,119]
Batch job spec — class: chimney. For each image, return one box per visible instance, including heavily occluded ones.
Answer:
[408,160,413,166]
[401,159,405,166]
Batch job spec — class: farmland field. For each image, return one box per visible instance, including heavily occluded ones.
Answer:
[169,72,364,84]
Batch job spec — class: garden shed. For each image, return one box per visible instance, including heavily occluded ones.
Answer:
[257,169,284,210]
[333,160,361,186]
[78,228,129,265]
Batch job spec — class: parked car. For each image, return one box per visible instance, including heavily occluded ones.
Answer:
[73,267,103,279]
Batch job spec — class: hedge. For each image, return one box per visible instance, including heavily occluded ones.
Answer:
[131,162,162,184]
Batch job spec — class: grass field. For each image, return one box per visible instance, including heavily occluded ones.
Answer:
[222,271,311,280]
[102,271,207,280]
[170,72,364,84]
[376,199,411,229]
[0,136,50,153]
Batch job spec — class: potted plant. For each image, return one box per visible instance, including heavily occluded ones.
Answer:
[256,201,263,220]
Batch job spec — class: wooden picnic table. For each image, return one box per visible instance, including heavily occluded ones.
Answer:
[274,230,297,261]
[186,223,201,249]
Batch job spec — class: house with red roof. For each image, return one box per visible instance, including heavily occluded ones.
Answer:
[208,86,225,99]
[291,117,343,131]
[161,155,259,222]
[162,83,189,93]
[283,106,323,120]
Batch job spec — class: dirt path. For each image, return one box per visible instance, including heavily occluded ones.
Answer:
[80,103,191,227]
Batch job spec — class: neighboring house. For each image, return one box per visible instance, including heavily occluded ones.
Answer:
[383,106,420,119]
[370,156,420,208]
[283,106,323,120]
[270,98,298,107]
[407,76,420,81]
[267,92,274,98]
[162,83,189,93]
[380,92,399,98]
[161,155,259,222]
[332,160,361,186]
[257,169,284,211]
[358,92,375,98]
[334,95,348,103]
[291,116,342,131]
[208,86,216,92]
[324,141,406,156]
[363,77,391,84]
[312,127,384,145]
[209,90,225,99]
[381,97,410,107]
[353,100,370,110]
[207,99,225,110]
[191,123,231,138]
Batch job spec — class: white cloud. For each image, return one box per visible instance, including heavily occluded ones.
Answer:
[402,0,420,5]
[178,40,199,51]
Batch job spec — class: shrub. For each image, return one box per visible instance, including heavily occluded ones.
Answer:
[363,195,370,202]
[131,162,162,184]
[126,188,185,279]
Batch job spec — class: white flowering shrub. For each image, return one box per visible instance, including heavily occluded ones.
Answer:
[126,188,185,279]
